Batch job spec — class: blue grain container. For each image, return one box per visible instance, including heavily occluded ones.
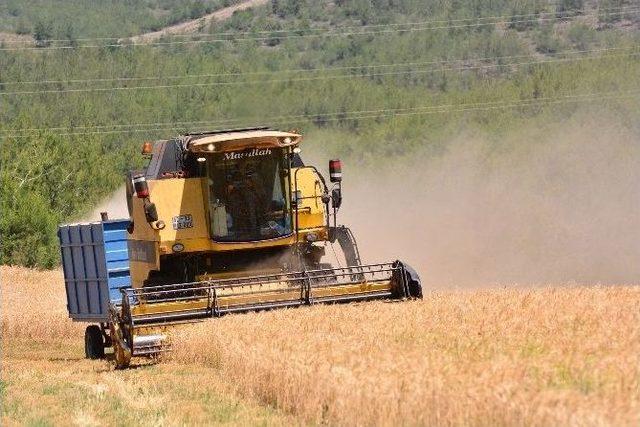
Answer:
[58,219,131,322]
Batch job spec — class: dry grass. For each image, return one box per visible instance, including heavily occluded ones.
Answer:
[1,265,639,426]
[1,267,83,342]
[172,287,640,426]
[0,266,293,426]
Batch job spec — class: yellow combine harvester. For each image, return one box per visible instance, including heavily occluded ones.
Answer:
[59,127,421,368]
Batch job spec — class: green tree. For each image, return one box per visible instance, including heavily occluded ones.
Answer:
[33,20,53,47]
[0,181,60,268]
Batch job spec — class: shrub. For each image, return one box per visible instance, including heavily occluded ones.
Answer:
[568,22,595,50]
[33,20,53,47]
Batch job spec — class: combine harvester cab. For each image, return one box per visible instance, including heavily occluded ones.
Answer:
[59,127,422,368]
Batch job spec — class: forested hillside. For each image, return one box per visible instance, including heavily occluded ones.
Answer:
[1,0,639,267]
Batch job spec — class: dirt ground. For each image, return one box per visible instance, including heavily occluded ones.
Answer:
[124,0,270,43]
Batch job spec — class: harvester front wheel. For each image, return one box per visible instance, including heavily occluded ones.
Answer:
[84,325,105,359]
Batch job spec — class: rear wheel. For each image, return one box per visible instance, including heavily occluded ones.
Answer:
[84,325,105,359]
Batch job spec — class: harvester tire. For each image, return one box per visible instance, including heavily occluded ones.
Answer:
[84,325,105,359]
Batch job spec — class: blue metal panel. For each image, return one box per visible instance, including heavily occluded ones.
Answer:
[109,260,130,268]
[79,225,100,315]
[103,220,131,305]
[58,225,79,316]
[58,219,131,322]
[105,250,128,263]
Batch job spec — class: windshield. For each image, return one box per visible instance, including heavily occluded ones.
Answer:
[207,147,292,242]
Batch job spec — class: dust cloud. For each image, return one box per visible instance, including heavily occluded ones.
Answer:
[86,113,640,286]
[84,185,128,222]
[339,115,640,287]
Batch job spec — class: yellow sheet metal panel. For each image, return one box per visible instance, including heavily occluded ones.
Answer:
[293,167,326,230]
[129,178,208,242]
[128,177,207,242]
[128,178,207,288]
[132,299,209,316]
[130,196,158,242]
[128,190,161,288]
[155,235,296,255]
[209,234,296,251]
[150,178,209,241]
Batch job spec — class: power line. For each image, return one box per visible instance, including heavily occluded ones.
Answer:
[1,52,636,96]
[1,8,637,52]
[4,87,638,136]
[6,4,636,45]
[3,46,635,87]
[3,89,638,138]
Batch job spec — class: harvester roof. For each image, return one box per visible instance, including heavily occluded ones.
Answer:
[187,130,302,153]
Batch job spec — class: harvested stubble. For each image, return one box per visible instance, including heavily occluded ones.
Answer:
[172,286,640,426]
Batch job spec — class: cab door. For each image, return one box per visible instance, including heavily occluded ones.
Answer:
[292,167,326,231]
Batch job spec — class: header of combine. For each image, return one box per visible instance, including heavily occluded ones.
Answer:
[58,127,422,368]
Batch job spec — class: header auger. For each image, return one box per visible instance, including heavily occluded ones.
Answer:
[58,127,422,368]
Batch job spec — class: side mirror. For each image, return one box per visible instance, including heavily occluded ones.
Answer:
[331,187,342,210]
[329,159,342,183]
[144,200,158,223]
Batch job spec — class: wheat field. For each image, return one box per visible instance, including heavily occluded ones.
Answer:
[1,266,639,426]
